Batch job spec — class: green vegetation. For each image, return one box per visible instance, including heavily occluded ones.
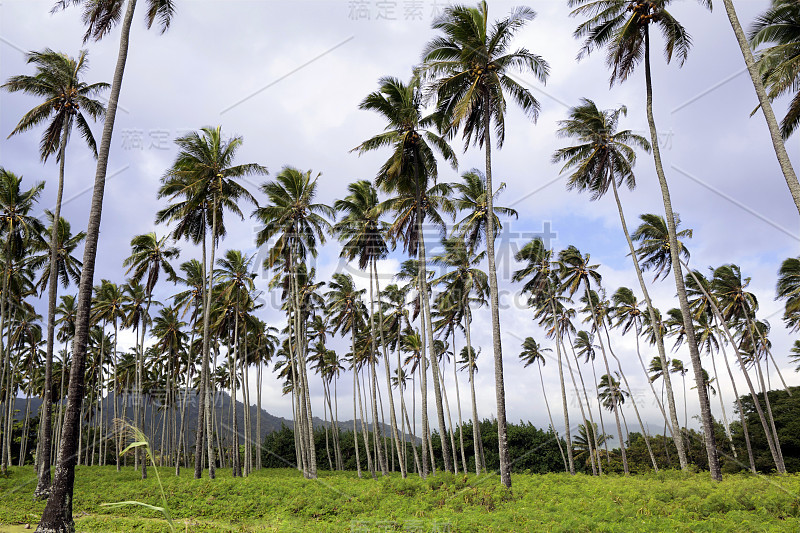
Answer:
[1,466,798,532]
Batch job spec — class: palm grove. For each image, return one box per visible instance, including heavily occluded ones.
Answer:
[1,1,800,531]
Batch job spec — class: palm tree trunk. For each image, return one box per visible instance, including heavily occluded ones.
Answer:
[719,341,756,473]
[194,234,208,479]
[357,366,375,478]
[564,330,601,475]
[482,90,510,488]
[583,284,628,474]
[34,122,70,497]
[538,359,567,472]
[680,261,782,472]
[352,367,362,478]
[709,348,736,459]
[643,27,721,481]
[610,178,688,468]
[562,336,597,475]
[720,0,800,215]
[372,260,406,477]
[463,307,483,475]
[550,301,575,474]
[37,0,138,528]
[451,329,467,474]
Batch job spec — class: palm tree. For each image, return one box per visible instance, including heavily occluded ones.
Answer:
[157,125,263,479]
[451,169,518,254]
[554,99,689,469]
[430,235,488,474]
[0,169,44,476]
[519,337,568,472]
[421,1,549,488]
[334,180,397,476]
[570,0,721,480]
[354,75,457,476]
[255,166,331,479]
[777,257,800,332]
[558,245,629,474]
[39,0,176,525]
[716,0,800,214]
[513,238,576,474]
[4,49,106,495]
[122,232,178,477]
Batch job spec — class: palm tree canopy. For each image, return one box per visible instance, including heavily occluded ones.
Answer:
[333,179,389,270]
[2,48,107,161]
[452,169,517,251]
[631,213,691,281]
[53,0,176,43]
[553,98,650,200]
[420,0,550,149]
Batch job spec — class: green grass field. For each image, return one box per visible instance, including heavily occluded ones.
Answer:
[1,466,798,532]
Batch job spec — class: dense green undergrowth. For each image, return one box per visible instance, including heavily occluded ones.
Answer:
[1,466,798,532]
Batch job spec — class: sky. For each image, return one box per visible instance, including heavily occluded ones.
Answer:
[1,0,799,454]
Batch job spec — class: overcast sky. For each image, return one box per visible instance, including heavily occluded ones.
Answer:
[1,0,799,449]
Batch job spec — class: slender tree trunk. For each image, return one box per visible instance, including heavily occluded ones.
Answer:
[201,205,219,479]
[680,261,783,472]
[372,260,406,477]
[561,335,597,475]
[643,28,721,481]
[719,341,756,473]
[610,178,688,468]
[37,1,138,529]
[451,329,467,474]
[366,266,386,475]
[464,308,483,475]
[194,235,208,479]
[482,90,510,488]
[34,123,70,497]
[720,0,800,215]
[550,301,575,474]
[538,360,568,472]
[564,330,601,475]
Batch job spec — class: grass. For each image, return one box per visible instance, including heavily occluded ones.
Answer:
[1,466,799,532]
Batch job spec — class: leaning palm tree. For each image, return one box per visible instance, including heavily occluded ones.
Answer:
[716,0,800,214]
[519,337,568,472]
[570,0,721,480]
[255,166,331,479]
[420,1,549,488]
[777,257,800,332]
[39,0,175,527]
[157,125,263,480]
[553,99,687,469]
[3,50,106,497]
[353,75,457,476]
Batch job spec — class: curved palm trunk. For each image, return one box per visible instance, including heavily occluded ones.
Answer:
[681,261,783,473]
[550,301,575,474]
[601,321,657,471]
[564,330,601,475]
[482,92,510,488]
[37,1,138,529]
[643,28,721,481]
[34,122,70,498]
[610,178,688,468]
[720,0,800,215]
[583,285,627,474]
[537,359,567,472]
[560,335,597,475]
[709,348,736,458]
[718,341,756,472]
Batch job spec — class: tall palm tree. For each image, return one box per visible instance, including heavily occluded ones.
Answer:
[777,257,800,332]
[553,98,689,469]
[0,169,44,476]
[333,180,397,476]
[513,238,576,474]
[558,245,629,474]
[354,75,457,476]
[519,337,568,472]
[569,0,721,480]
[255,166,331,479]
[4,50,106,495]
[40,0,176,527]
[157,125,263,479]
[421,1,549,488]
[451,169,518,255]
[122,232,179,478]
[717,0,800,214]
[430,235,488,474]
